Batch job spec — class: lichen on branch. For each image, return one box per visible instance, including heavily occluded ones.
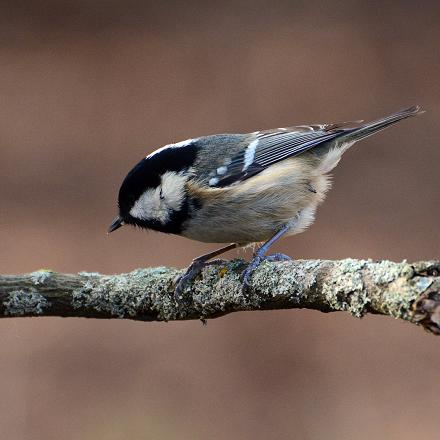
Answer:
[0,259,439,334]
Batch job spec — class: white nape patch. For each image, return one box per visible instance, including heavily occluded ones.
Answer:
[209,177,219,186]
[146,138,198,159]
[216,166,227,175]
[242,139,259,171]
[129,171,187,224]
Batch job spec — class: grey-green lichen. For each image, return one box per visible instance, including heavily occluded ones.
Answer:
[189,261,249,318]
[251,259,319,303]
[320,259,369,317]
[3,290,50,316]
[3,259,435,330]
[67,259,435,322]
[365,260,420,319]
[78,271,101,277]
[30,270,54,285]
[368,260,412,285]
[72,267,178,321]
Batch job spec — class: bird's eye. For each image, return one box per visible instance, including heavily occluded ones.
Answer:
[159,188,165,200]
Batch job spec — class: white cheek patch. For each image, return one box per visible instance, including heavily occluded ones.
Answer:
[129,171,187,224]
[160,171,187,211]
[130,188,161,221]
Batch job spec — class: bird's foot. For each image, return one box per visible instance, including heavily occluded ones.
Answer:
[242,253,291,292]
[174,258,224,302]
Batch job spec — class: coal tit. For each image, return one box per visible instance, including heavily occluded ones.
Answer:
[109,106,423,297]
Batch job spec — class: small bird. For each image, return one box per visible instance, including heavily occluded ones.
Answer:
[109,106,423,297]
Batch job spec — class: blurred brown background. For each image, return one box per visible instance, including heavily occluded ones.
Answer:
[0,1,439,439]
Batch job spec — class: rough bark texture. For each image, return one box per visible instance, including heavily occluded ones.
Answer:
[1,259,439,334]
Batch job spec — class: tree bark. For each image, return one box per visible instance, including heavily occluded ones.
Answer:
[0,259,439,334]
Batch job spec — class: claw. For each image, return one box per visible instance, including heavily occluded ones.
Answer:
[174,260,204,301]
[174,259,226,302]
[173,243,239,302]
[241,255,263,290]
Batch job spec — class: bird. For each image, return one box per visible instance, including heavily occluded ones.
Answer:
[108,105,423,298]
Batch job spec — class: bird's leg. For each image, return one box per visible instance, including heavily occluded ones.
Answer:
[174,243,238,300]
[242,224,293,291]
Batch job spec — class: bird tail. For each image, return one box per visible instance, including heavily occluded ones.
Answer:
[317,105,424,174]
[341,105,424,143]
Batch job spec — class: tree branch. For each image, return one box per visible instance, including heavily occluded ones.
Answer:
[1,259,439,334]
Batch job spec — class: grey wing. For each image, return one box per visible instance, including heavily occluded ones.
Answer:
[206,105,422,187]
[211,123,356,187]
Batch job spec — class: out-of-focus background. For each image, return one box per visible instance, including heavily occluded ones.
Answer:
[0,1,439,439]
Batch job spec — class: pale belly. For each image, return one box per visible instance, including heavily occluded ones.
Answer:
[181,201,320,243]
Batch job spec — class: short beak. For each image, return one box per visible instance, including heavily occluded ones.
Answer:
[108,216,124,233]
